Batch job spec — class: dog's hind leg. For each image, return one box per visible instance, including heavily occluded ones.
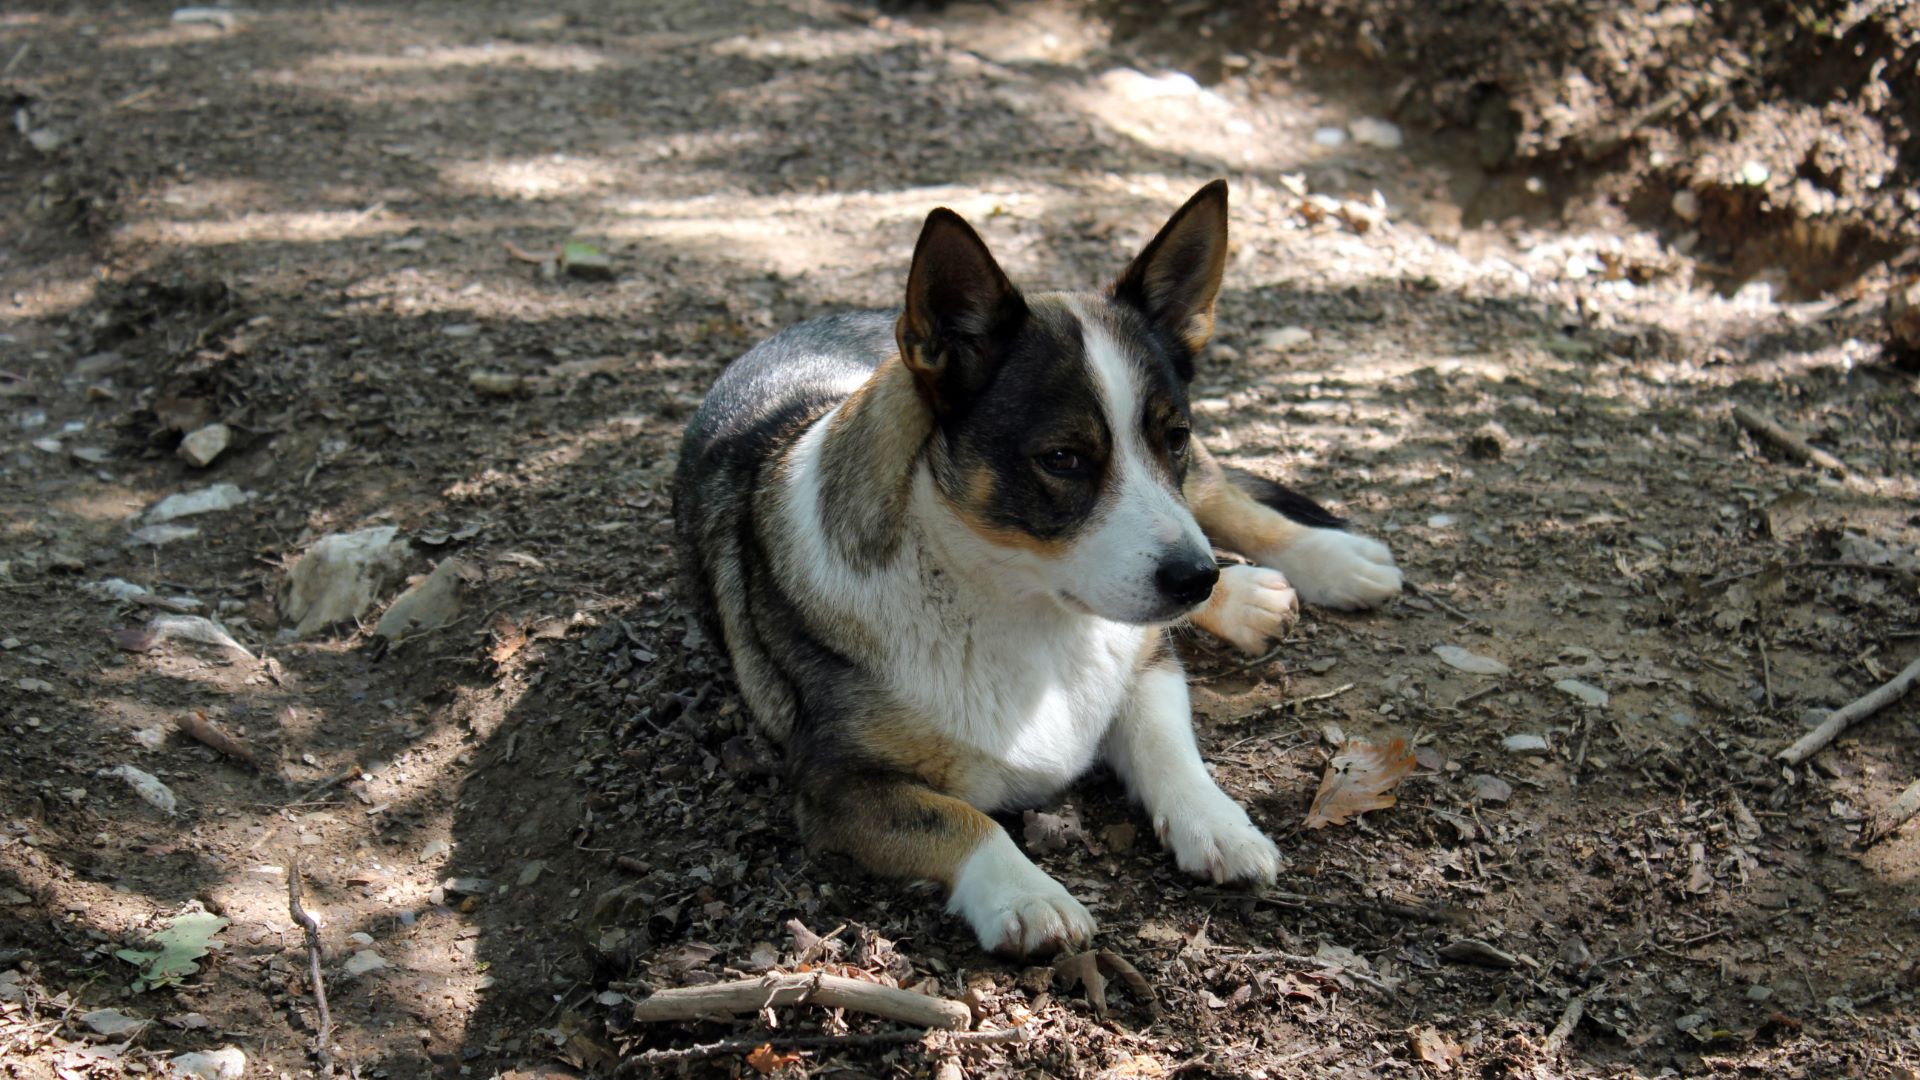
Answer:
[793,768,1094,957]
[1184,440,1402,612]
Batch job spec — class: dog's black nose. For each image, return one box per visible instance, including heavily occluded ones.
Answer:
[1155,556,1219,607]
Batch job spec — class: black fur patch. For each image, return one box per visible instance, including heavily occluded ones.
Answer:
[1225,466,1347,529]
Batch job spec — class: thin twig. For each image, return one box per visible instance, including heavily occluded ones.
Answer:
[287,860,332,1071]
[628,972,970,1029]
[1410,585,1481,626]
[1778,656,1920,766]
[1732,404,1854,479]
[1700,559,1908,592]
[615,1025,1026,1072]
[1200,887,1462,926]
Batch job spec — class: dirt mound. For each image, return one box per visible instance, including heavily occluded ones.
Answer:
[1105,0,1918,297]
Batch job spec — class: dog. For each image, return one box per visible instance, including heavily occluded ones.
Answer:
[672,181,1401,955]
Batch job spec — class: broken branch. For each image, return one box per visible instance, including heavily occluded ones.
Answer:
[287,860,332,1071]
[1862,778,1920,848]
[1778,656,1920,766]
[1732,405,1853,479]
[175,710,260,769]
[615,1026,1024,1073]
[628,972,971,1030]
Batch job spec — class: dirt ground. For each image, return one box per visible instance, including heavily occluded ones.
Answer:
[3,2,1919,1077]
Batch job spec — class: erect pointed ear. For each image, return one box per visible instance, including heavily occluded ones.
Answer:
[1112,179,1230,368]
[897,208,1027,415]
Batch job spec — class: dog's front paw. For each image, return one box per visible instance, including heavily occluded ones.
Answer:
[949,834,1096,957]
[1262,527,1401,610]
[1153,793,1281,886]
[1193,564,1299,653]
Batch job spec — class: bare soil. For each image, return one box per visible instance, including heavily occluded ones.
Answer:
[2,2,1917,1078]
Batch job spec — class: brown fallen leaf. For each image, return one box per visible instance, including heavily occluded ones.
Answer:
[1054,949,1159,1019]
[1304,738,1417,828]
[1410,1025,1463,1071]
[488,614,528,665]
[745,1044,800,1074]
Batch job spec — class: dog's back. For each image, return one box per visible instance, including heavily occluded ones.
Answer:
[673,311,897,740]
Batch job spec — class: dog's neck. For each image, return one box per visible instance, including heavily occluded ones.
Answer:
[813,353,933,572]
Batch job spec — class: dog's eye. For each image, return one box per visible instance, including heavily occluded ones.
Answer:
[1036,448,1085,476]
[1165,427,1191,456]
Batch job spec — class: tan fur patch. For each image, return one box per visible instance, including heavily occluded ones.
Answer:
[817,354,934,570]
[1184,440,1309,557]
[937,466,1072,559]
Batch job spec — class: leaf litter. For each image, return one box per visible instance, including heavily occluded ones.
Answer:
[1304,738,1417,829]
[115,910,229,992]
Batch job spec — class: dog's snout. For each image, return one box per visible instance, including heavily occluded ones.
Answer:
[1154,555,1219,607]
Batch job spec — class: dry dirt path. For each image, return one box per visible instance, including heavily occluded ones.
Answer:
[1,2,1917,1077]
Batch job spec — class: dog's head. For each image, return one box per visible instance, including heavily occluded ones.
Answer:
[898,181,1229,624]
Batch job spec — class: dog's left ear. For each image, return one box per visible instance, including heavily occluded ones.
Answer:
[1113,179,1229,376]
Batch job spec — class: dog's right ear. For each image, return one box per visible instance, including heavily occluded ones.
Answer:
[897,208,1027,415]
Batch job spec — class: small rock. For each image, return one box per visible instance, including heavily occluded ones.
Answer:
[82,1008,144,1037]
[1433,645,1509,676]
[1348,116,1404,149]
[420,839,450,863]
[1746,984,1773,1003]
[281,526,407,638]
[1426,513,1455,528]
[0,887,30,905]
[1313,125,1347,147]
[342,950,387,977]
[172,7,239,30]
[177,423,232,468]
[1675,1011,1710,1034]
[170,1047,246,1080]
[1671,188,1701,222]
[375,557,475,643]
[17,677,52,693]
[107,765,177,813]
[441,323,481,339]
[1502,733,1550,755]
[383,236,428,253]
[146,483,249,523]
[1469,774,1513,803]
[442,876,492,897]
[518,860,546,886]
[1736,160,1770,186]
[69,446,112,465]
[167,1012,213,1030]
[1259,326,1313,352]
[347,932,376,947]
[131,726,169,751]
[1554,678,1609,708]
[126,523,202,547]
[469,371,530,398]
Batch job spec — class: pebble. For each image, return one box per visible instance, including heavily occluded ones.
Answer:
[1502,733,1550,755]
[178,423,232,468]
[171,1048,246,1080]
[1554,678,1609,708]
[1469,774,1513,803]
[146,483,250,523]
[1432,645,1509,676]
[1259,326,1313,352]
[1427,513,1455,528]
[1313,125,1347,147]
[342,950,387,976]
[1746,984,1773,1003]
[1348,116,1404,149]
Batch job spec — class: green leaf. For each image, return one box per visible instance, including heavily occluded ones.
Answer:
[117,911,228,991]
[560,242,602,264]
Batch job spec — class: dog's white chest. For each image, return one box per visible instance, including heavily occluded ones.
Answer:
[890,599,1144,810]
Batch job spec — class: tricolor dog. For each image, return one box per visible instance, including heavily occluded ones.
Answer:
[673,181,1400,955]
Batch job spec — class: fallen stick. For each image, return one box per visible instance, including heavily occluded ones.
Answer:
[628,972,971,1030]
[287,860,332,1071]
[1732,405,1853,478]
[176,710,260,769]
[615,1026,1024,1073]
[1778,656,1920,766]
[1862,779,1920,847]
[1543,992,1589,1056]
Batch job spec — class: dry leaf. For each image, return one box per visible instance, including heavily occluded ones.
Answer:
[488,615,528,665]
[1410,1025,1463,1071]
[745,1044,800,1074]
[1304,738,1417,828]
[1054,949,1159,1019]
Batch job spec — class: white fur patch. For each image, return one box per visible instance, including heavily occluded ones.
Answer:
[1193,564,1298,654]
[1258,527,1402,610]
[947,830,1095,956]
[1046,297,1214,624]
[1104,668,1280,886]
